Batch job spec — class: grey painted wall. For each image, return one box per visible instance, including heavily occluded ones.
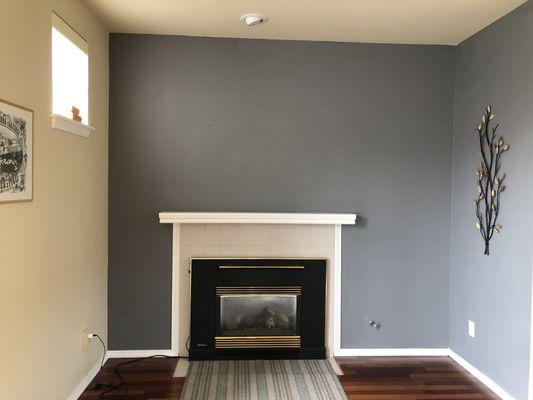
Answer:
[450,3,533,398]
[109,35,455,350]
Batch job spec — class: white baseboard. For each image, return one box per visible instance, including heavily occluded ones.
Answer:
[106,349,177,358]
[448,349,515,400]
[67,354,109,400]
[335,347,449,357]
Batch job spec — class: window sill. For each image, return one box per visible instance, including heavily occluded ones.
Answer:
[50,114,94,138]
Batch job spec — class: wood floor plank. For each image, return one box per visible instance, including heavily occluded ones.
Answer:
[78,356,499,399]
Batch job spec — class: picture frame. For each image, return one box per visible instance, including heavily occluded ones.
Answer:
[0,99,33,203]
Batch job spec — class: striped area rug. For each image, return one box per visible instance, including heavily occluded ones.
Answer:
[180,359,348,400]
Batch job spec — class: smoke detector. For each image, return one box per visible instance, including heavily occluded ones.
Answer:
[240,13,268,27]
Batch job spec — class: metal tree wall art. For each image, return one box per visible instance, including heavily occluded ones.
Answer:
[473,105,509,255]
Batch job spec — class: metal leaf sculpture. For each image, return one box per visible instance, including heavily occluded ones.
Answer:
[473,105,509,255]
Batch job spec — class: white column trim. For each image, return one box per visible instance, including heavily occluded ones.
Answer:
[333,225,342,356]
[529,250,533,400]
[171,223,181,357]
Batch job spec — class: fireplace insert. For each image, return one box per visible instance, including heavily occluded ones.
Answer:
[189,258,326,360]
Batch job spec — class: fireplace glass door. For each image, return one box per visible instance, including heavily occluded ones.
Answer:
[220,295,297,336]
[215,286,301,349]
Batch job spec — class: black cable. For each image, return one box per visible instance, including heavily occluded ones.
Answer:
[93,334,107,369]
[99,355,177,399]
[91,334,115,392]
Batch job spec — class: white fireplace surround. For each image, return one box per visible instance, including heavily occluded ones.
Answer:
[157,212,356,358]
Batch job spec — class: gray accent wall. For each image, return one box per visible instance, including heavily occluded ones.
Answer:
[109,35,455,350]
[450,3,533,398]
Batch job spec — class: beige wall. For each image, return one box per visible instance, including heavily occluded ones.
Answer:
[0,1,108,399]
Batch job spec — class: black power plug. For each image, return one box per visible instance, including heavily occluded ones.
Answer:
[94,381,114,391]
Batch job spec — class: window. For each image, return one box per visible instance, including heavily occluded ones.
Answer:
[51,12,91,136]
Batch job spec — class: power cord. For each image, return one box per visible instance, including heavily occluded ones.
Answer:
[99,355,174,399]
[93,334,107,369]
[86,333,186,399]
[88,333,114,392]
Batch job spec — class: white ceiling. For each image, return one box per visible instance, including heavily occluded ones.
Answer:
[83,0,527,45]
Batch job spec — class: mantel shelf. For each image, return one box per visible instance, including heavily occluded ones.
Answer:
[158,212,357,225]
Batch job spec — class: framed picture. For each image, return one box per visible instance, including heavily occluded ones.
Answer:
[0,99,33,203]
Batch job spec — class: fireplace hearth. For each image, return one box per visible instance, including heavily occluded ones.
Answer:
[189,259,326,360]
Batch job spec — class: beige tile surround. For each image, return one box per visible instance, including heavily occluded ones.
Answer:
[178,224,335,355]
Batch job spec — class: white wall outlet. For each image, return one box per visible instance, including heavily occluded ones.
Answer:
[468,320,475,338]
[81,330,92,350]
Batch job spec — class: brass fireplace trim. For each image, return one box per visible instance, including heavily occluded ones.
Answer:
[191,257,327,261]
[218,265,305,270]
[215,336,301,349]
[216,286,302,295]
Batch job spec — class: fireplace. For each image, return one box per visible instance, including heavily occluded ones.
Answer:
[189,259,326,360]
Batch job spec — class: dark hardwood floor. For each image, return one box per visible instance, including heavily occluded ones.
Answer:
[79,356,499,399]
[79,357,184,399]
[336,357,499,400]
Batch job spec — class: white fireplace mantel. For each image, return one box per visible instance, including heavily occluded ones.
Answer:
[158,211,356,358]
[159,212,357,225]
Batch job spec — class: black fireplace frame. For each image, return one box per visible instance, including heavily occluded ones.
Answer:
[189,258,326,360]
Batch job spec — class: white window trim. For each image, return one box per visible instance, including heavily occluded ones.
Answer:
[50,114,94,138]
[51,12,94,137]
[52,12,88,53]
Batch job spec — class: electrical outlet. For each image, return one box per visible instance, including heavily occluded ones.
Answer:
[81,330,92,350]
[468,320,475,338]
